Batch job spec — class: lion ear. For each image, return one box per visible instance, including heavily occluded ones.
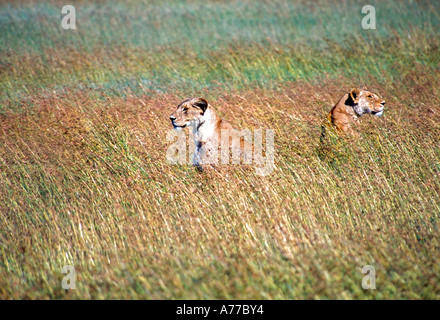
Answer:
[361,86,367,90]
[192,98,208,112]
[349,88,360,103]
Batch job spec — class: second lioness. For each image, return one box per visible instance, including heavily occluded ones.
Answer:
[323,87,386,136]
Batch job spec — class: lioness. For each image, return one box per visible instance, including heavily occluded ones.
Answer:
[169,97,252,168]
[318,88,386,163]
[323,87,386,136]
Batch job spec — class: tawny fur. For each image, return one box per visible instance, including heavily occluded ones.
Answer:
[324,87,386,136]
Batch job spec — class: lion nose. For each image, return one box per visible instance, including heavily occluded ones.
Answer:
[170,115,176,121]
[380,101,386,106]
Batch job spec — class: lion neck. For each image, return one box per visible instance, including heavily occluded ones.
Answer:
[329,93,361,133]
[191,106,219,142]
[335,93,361,119]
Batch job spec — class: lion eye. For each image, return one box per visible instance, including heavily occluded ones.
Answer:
[368,95,372,98]
[183,107,189,112]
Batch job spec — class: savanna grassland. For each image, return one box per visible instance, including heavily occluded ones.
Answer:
[1,0,440,299]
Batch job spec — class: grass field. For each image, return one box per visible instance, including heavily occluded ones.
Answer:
[1,0,440,299]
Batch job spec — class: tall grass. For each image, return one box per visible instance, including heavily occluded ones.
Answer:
[0,0,439,299]
[1,0,439,108]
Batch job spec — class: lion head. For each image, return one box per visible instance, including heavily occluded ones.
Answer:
[169,97,209,130]
[347,88,385,117]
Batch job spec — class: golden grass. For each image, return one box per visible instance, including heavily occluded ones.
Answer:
[1,0,439,299]
[1,71,439,299]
